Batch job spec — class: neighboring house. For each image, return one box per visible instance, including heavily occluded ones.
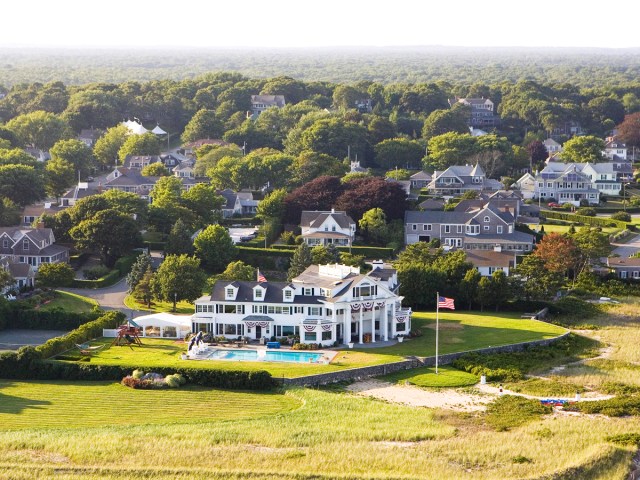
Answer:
[60,181,101,207]
[21,202,63,226]
[0,255,35,291]
[550,121,583,139]
[300,210,356,247]
[24,147,50,162]
[606,257,640,280]
[122,155,160,169]
[404,204,534,252]
[250,95,285,117]
[543,138,562,154]
[603,137,628,161]
[180,139,230,156]
[104,167,159,199]
[354,98,373,113]
[418,198,445,211]
[159,153,186,169]
[427,164,502,196]
[449,97,499,127]
[0,227,69,271]
[410,171,432,189]
[192,262,411,346]
[520,161,629,206]
[217,189,259,218]
[465,250,517,277]
[77,129,102,147]
[469,127,489,137]
[173,161,195,178]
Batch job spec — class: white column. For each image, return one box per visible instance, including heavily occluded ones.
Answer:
[358,309,363,344]
[371,307,376,343]
[344,307,351,344]
[391,301,396,338]
[383,303,388,341]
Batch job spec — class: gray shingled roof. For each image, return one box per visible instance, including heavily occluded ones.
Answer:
[300,211,355,229]
[210,280,322,304]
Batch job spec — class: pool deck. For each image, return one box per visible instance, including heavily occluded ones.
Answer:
[186,344,338,364]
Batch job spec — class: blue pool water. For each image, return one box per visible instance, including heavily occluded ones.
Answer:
[203,348,324,363]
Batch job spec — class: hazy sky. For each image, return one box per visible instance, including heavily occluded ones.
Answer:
[2,0,638,49]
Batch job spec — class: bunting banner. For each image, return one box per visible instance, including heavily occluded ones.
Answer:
[321,324,332,331]
[395,314,409,323]
[362,301,374,311]
[350,303,361,312]
[303,325,316,332]
[257,321,269,328]
[245,322,256,328]
[376,302,385,308]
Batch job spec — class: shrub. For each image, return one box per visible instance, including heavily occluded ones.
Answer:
[292,342,320,350]
[564,396,640,416]
[83,265,111,280]
[611,211,632,222]
[576,207,596,216]
[606,433,640,446]
[486,395,551,431]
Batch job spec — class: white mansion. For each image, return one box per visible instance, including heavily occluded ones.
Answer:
[192,262,411,347]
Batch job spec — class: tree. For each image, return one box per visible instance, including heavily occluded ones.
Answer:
[193,224,237,272]
[141,162,170,176]
[587,96,625,126]
[513,255,564,301]
[527,140,548,165]
[35,263,75,288]
[118,132,161,162]
[561,135,605,163]
[334,176,407,222]
[311,245,334,265]
[256,188,288,245]
[133,266,154,308]
[126,252,153,291]
[571,227,610,277]
[6,111,72,150]
[181,109,223,143]
[616,112,640,148]
[218,260,255,281]
[421,108,469,139]
[93,125,129,167]
[50,139,93,178]
[181,183,225,225]
[45,157,75,200]
[374,138,424,169]
[367,116,396,144]
[152,254,206,312]
[165,218,194,256]
[293,117,369,163]
[458,268,481,310]
[533,232,579,276]
[149,176,183,207]
[70,209,142,268]
[288,243,312,281]
[261,76,306,104]
[491,270,510,311]
[283,176,344,224]
[289,150,347,186]
[0,164,45,206]
[476,276,493,312]
[425,132,479,170]
[358,207,388,245]
[195,145,243,176]
[0,147,38,166]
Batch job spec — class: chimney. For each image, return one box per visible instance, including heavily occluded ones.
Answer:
[36,222,45,229]
[331,208,335,214]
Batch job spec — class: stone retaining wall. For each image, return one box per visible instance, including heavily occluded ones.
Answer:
[278,332,569,387]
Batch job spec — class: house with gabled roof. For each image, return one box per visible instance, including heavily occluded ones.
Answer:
[465,250,517,277]
[217,189,260,218]
[404,204,534,252]
[0,226,69,271]
[410,171,432,189]
[543,138,562,154]
[122,155,161,170]
[250,95,286,117]
[427,164,502,196]
[449,97,499,127]
[0,255,35,291]
[192,261,410,346]
[603,137,627,161]
[300,210,356,247]
[77,129,102,147]
[606,257,640,280]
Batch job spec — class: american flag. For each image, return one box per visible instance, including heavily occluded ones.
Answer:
[437,296,455,310]
[257,269,267,283]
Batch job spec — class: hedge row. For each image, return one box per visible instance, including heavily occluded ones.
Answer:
[70,254,138,289]
[143,241,166,250]
[35,311,125,359]
[0,354,275,390]
[3,305,102,330]
[269,244,395,259]
[595,207,640,214]
[238,246,295,258]
[542,210,634,230]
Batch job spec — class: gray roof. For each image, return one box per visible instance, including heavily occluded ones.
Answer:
[300,211,355,229]
[209,280,322,305]
[463,231,534,244]
[410,171,432,181]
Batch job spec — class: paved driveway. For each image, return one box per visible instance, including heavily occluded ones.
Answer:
[0,329,68,351]
[611,233,640,257]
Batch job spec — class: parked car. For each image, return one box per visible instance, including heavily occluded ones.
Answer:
[547,202,561,208]
[240,235,254,242]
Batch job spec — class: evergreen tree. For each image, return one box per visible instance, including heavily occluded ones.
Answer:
[288,243,312,280]
[165,219,194,256]
[326,243,341,263]
[126,252,152,291]
[133,266,154,308]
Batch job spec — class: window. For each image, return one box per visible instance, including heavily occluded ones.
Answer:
[497,226,503,234]
[254,289,263,299]
[423,224,432,231]
[224,324,237,335]
[225,288,235,298]
[483,216,490,223]
[621,271,628,279]
[444,225,450,233]
[267,306,291,315]
[321,330,332,341]
[411,224,417,231]
[466,225,479,235]
[294,306,304,314]
[2,240,7,248]
[252,305,267,314]
[22,239,29,250]
[304,332,316,341]
[303,288,313,296]
[276,325,296,336]
[353,285,377,298]
[457,225,463,233]
[633,271,640,279]
[396,322,406,332]
[284,289,293,300]
[484,225,490,231]
[308,307,322,316]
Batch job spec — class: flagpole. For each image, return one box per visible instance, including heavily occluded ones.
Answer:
[435,292,439,374]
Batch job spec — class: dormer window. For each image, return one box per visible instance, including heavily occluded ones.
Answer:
[253,285,266,301]
[255,289,263,299]
[225,286,237,300]
[284,289,293,301]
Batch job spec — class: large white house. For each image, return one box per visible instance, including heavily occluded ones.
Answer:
[192,262,411,347]
[300,210,356,247]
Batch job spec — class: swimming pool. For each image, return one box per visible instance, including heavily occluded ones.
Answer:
[202,348,324,363]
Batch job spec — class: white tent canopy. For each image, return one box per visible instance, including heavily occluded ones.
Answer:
[133,312,192,339]
[151,125,167,135]
[122,119,149,135]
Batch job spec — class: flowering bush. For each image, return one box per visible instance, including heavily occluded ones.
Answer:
[121,371,186,389]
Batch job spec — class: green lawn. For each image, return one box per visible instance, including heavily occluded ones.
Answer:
[536,224,619,234]
[0,380,299,430]
[39,291,98,313]
[65,311,566,378]
[124,294,194,314]
[380,365,479,388]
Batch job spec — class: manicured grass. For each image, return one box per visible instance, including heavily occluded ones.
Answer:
[508,377,585,397]
[67,311,566,379]
[537,224,619,234]
[123,294,194,314]
[0,380,299,430]
[0,385,636,479]
[39,291,98,314]
[381,365,478,388]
